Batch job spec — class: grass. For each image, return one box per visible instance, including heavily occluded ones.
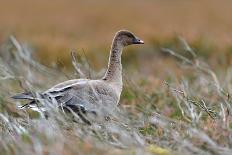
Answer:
[0,36,232,155]
[1,1,232,154]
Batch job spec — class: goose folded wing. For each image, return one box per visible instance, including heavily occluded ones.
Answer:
[55,85,98,113]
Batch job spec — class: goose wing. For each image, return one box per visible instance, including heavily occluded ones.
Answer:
[12,79,90,108]
[12,79,118,113]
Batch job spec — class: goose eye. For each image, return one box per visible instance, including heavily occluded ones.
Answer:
[132,38,144,44]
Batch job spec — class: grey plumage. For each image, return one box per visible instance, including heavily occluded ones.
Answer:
[12,30,144,124]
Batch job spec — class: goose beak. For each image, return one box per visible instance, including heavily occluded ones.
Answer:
[133,37,144,44]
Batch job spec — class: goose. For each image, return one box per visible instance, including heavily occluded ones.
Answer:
[12,30,144,124]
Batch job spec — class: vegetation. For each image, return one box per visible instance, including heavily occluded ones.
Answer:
[0,36,231,155]
[1,1,232,154]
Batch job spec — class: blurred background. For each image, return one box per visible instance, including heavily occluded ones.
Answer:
[0,0,232,75]
[1,1,232,154]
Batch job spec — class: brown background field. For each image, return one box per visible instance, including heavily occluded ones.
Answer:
[1,1,232,154]
[0,0,232,67]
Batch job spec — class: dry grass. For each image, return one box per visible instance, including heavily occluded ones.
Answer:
[1,1,232,154]
[0,36,232,155]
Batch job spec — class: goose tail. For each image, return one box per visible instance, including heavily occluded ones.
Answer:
[11,92,34,100]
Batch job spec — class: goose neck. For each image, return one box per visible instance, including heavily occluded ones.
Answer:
[103,39,123,82]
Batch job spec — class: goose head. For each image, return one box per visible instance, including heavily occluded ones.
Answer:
[114,30,144,47]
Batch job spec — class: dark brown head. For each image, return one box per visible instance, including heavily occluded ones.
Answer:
[114,30,144,46]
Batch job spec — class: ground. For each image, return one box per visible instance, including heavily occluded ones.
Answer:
[0,1,232,155]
